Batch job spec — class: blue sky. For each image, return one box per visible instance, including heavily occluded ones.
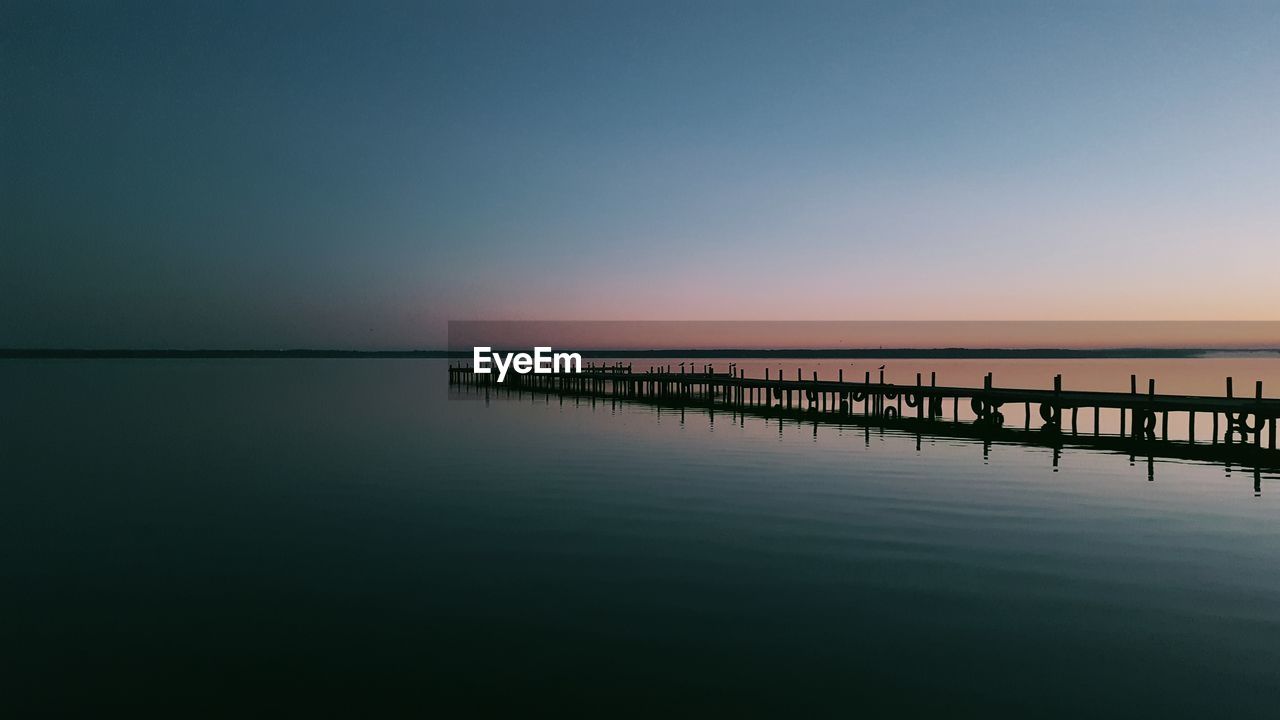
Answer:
[4,1,1278,347]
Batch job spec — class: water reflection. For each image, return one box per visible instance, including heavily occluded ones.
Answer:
[11,358,1280,716]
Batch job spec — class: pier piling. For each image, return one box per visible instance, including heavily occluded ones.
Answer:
[448,363,1280,466]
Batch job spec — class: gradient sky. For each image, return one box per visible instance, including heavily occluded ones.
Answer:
[4,1,1279,349]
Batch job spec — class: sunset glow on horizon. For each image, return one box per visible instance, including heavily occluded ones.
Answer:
[447,321,1280,352]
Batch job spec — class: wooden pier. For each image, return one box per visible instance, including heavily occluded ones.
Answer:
[448,362,1280,467]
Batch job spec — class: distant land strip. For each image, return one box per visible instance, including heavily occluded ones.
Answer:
[3,348,1278,359]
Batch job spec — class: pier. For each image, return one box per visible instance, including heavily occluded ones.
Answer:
[449,362,1280,468]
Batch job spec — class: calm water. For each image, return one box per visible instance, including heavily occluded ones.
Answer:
[5,359,1280,716]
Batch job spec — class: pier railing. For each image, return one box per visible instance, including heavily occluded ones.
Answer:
[448,362,1280,464]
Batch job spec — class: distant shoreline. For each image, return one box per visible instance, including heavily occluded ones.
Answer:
[4,348,1279,360]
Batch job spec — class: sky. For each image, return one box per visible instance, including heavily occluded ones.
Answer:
[3,1,1279,349]
[448,322,1280,351]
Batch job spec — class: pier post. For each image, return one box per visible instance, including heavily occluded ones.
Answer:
[1258,381,1265,448]
[1122,374,1134,438]
[916,373,923,420]
[1224,377,1233,445]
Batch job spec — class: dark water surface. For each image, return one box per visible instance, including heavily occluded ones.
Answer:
[5,359,1280,716]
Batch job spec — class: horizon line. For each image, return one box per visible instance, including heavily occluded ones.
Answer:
[5,347,1280,360]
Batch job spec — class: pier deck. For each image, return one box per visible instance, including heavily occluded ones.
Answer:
[448,363,1280,465]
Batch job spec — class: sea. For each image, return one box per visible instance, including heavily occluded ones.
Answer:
[4,357,1280,716]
